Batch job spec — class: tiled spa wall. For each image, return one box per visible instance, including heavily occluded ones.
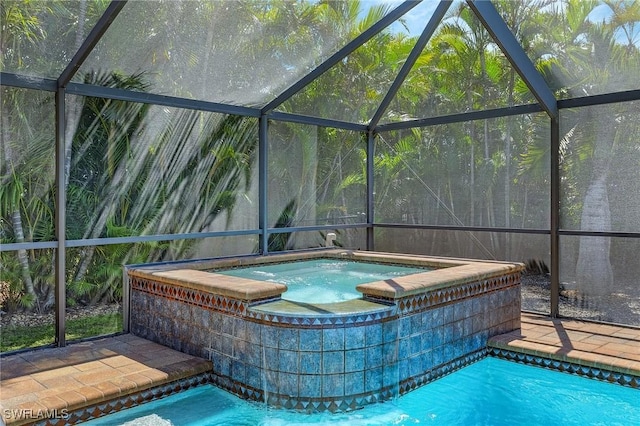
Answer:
[129,272,520,412]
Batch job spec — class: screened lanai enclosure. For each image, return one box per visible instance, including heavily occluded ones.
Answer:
[1,0,639,352]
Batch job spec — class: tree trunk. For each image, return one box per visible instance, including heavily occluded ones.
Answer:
[575,174,613,296]
[1,102,39,310]
[575,113,615,297]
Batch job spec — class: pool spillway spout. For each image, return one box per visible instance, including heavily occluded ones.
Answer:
[325,232,336,247]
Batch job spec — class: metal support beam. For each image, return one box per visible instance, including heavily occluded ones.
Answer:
[259,115,269,255]
[0,73,57,91]
[58,1,127,87]
[269,111,367,132]
[550,117,560,317]
[370,1,452,130]
[377,104,544,132]
[66,82,261,117]
[261,1,421,114]
[366,131,375,250]
[467,0,558,119]
[55,88,66,346]
[558,89,640,108]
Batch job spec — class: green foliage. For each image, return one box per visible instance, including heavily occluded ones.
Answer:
[267,200,298,252]
[0,313,123,353]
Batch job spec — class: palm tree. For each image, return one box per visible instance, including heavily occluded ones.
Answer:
[1,1,56,310]
[551,0,640,297]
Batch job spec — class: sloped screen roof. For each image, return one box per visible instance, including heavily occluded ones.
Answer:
[2,0,639,125]
[74,0,408,108]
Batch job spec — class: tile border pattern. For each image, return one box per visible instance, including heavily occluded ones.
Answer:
[488,347,640,389]
[400,348,488,394]
[132,272,520,326]
[34,373,212,426]
[30,347,638,425]
[244,305,396,328]
[130,276,279,317]
[366,273,520,315]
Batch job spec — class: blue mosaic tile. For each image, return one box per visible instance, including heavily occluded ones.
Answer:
[231,360,246,383]
[245,342,262,366]
[212,353,231,377]
[345,326,366,349]
[245,365,262,389]
[279,328,299,350]
[443,340,455,360]
[432,346,445,366]
[344,348,365,373]
[279,349,300,373]
[382,342,398,364]
[322,374,345,398]
[421,349,434,371]
[399,317,412,338]
[420,331,433,352]
[366,345,383,369]
[279,372,299,395]
[443,323,455,344]
[128,268,523,415]
[398,338,410,360]
[221,315,234,335]
[443,305,455,324]
[246,321,262,344]
[233,338,247,359]
[365,367,382,393]
[382,364,399,388]
[262,325,279,348]
[323,328,345,351]
[263,347,279,369]
[263,369,279,394]
[365,323,383,346]
[221,335,234,356]
[410,334,421,356]
[300,351,321,374]
[409,355,422,377]
[382,321,398,343]
[299,329,322,351]
[299,375,322,398]
[323,351,345,374]
[344,371,365,395]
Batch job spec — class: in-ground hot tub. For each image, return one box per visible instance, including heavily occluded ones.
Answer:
[127,249,523,412]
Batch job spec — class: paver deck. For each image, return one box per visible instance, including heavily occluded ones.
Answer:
[0,334,211,426]
[1,314,638,425]
[489,313,640,376]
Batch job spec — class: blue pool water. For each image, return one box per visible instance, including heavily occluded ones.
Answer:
[85,358,640,425]
[216,259,427,303]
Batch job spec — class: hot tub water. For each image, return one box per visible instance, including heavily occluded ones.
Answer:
[216,259,428,303]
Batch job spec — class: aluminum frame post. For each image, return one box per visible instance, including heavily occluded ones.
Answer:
[55,88,66,346]
[550,117,560,317]
[259,115,269,254]
[366,131,375,250]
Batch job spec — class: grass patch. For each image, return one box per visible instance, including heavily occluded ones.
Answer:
[1,313,123,353]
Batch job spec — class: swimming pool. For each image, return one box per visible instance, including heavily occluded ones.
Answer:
[215,259,429,303]
[83,357,640,425]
